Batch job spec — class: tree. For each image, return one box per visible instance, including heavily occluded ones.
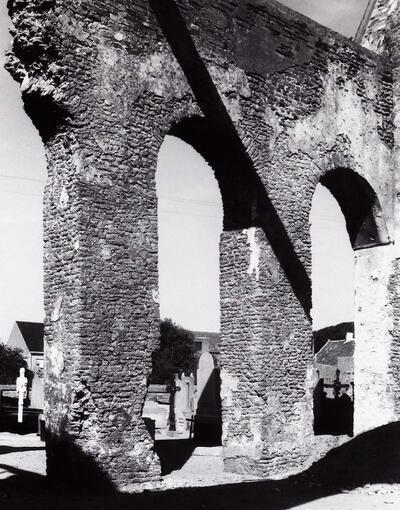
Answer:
[0,344,32,385]
[150,319,197,384]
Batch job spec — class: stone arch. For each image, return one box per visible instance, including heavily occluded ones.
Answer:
[319,167,390,250]
[154,128,224,330]
[170,115,313,317]
[311,166,393,437]
[169,115,255,231]
[142,124,224,457]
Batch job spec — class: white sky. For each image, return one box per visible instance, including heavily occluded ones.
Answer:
[310,184,354,330]
[0,2,46,342]
[279,0,369,38]
[0,1,366,341]
[157,137,223,332]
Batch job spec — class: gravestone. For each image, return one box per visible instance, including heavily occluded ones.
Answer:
[175,373,196,434]
[142,384,169,432]
[30,371,44,409]
[197,352,215,405]
[174,374,186,434]
[195,352,221,443]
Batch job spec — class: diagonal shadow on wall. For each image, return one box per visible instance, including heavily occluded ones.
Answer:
[149,0,312,318]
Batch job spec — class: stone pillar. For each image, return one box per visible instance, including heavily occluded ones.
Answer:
[43,127,162,489]
[220,228,314,477]
[354,245,397,433]
[362,0,400,421]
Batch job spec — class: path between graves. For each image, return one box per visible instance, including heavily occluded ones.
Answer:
[1,432,400,509]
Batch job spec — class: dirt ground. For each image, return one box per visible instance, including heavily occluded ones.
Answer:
[2,430,400,509]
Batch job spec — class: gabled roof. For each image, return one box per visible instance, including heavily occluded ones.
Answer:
[316,339,355,366]
[313,322,354,354]
[16,321,44,353]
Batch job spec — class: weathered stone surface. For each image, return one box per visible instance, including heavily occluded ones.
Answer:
[5,0,400,489]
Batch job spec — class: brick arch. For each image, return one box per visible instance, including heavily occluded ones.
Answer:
[319,168,391,250]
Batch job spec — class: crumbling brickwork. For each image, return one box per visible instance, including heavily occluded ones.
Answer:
[362,0,400,421]
[5,0,400,488]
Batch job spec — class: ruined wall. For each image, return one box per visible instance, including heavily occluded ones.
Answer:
[361,0,400,425]
[362,0,398,54]
[5,0,397,486]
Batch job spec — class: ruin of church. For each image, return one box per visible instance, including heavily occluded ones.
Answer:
[6,0,400,490]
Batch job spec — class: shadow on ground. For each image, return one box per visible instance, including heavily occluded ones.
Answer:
[0,446,44,455]
[0,406,41,435]
[1,422,400,509]
[153,438,222,475]
[153,439,197,475]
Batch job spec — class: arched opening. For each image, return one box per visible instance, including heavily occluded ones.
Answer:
[320,168,390,251]
[142,132,224,477]
[310,168,390,437]
[156,135,223,333]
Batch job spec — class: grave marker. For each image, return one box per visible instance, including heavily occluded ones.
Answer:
[16,367,27,423]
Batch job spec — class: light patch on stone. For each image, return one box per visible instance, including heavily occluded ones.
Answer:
[151,288,159,303]
[92,134,109,153]
[306,366,314,387]
[222,95,242,123]
[283,332,295,350]
[51,295,63,322]
[59,187,69,209]
[83,167,113,186]
[85,431,102,450]
[74,239,80,251]
[364,76,378,101]
[44,396,70,433]
[128,442,148,458]
[354,244,397,433]
[223,427,263,462]
[220,368,238,407]
[21,73,30,92]
[137,52,188,99]
[114,32,124,41]
[264,105,284,145]
[58,13,90,42]
[73,152,83,173]
[234,406,241,421]
[101,245,112,260]
[46,343,64,378]
[209,64,251,98]
[245,228,261,281]
[101,46,120,67]
[249,418,263,456]
[21,74,57,98]
[92,40,129,112]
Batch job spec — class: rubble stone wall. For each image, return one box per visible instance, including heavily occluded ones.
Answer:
[6,0,398,487]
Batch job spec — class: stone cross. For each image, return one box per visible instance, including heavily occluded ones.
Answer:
[324,369,350,400]
[166,375,181,431]
[16,367,27,423]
